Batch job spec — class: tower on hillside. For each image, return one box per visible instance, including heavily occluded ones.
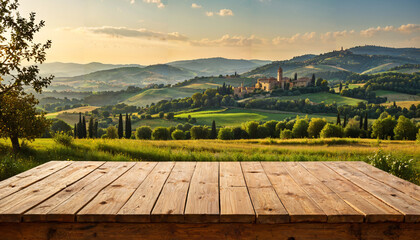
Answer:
[277,66,284,89]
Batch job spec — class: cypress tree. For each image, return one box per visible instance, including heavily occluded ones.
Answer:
[294,73,297,80]
[125,113,132,139]
[311,74,315,86]
[88,118,94,138]
[359,115,363,129]
[343,115,347,128]
[336,112,341,125]
[118,113,123,139]
[77,112,82,138]
[74,124,77,138]
[339,82,343,92]
[94,120,98,138]
[210,120,217,139]
[82,116,87,138]
[364,113,368,131]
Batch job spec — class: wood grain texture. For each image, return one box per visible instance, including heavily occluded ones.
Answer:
[151,162,196,223]
[261,162,327,223]
[116,162,175,223]
[301,162,403,223]
[283,162,364,223]
[241,162,288,224]
[327,162,420,223]
[219,162,255,223]
[348,161,420,201]
[77,162,157,222]
[0,161,71,200]
[184,162,219,223]
[0,161,104,222]
[23,162,135,222]
[0,222,418,240]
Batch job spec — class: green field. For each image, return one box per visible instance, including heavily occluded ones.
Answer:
[1,138,418,183]
[272,92,365,106]
[375,90,420,102]
[175,108,336,127]
[123,88,198,107]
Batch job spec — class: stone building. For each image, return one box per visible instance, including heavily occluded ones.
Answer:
[233,82,255,98]
[254,66,312,91]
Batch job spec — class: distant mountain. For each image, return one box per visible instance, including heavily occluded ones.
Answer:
[51,64,197,91]
[349,46,420,62]
[243,48,420,78]
[39,62,143,77]
[167,57,271,76]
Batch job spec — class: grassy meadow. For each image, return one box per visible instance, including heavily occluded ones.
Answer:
[272,92,366,106]
[1,138,418,183]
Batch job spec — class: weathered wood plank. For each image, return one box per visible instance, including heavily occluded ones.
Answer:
[116,162,175,222]
[241,162,289,224]
[0,161,71,200]
[151,162,196,223]
[0,161,104,222]
[184,162,219,223]
[327,162,420,223]
[261,162,327,222]
[284,162,363,223]
[219,162,255,223]
[76,162,158,222]
[0,222,419,240]
[301,162,404,223]
[348,161,420,201]
[23,162,135,222]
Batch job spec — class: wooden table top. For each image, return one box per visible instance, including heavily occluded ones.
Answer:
[0,161,419,224]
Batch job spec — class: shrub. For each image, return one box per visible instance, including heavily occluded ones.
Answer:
[218,128,233,140]
[280,129,293,139]
[166,112,175,120]
[106,126,118,139]
[136,126,152,140]
[158,112,165,119]
[232,127,246,139]
[145,114,152,119]
[368,150,419,184]
[344,120,361,138]
[51,120,72,134]
[371,115,397,139]
[171,130,186,140]
[275,121,287,137]
[152,127,170,140]
[53,132,73,147]
[292,118,309,138]
[264,120,278,138]
[394,116,417,140]
[320,124,343,138]
[190,126,209,139]
[307,118,327,138]
[257,125,270,139]
[244,121,259,139]
[285,120,295,130]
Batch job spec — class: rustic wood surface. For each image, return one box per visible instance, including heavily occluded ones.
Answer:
[0,161,419,224]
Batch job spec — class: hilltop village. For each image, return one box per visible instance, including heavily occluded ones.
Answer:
[233,66,312,98]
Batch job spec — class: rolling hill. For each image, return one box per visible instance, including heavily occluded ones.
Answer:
[349,46,420,62]
[167,57,271,76]
[38,62,143,77]
[50,65,198,91]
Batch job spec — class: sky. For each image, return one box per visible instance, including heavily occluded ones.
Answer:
[18,0,420,65]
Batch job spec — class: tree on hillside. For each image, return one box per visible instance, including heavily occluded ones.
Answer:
[364,113,368,131]
[245,121,259,139]
[339,82,343,92]
[311,74,316,86]
[93,120,98,138]
[118,114,123,139]
[125,113,132,139]
[308,118,327,138]
[343,115,347,128]
[77,113,82,138]
[51,119,72,135]
[394,116,417,140]
[0,0,53,96]
[359,115,363,129]
[0,91,50,151]
[210,120,217,139]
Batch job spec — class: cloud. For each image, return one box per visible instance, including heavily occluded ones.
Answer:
[192,34,263,47]
[191,3,202,9]
[130,0,135,4]
[360,26,394,37]
[206,9,234,17]
[397,24,420,34]
[218,9,234,16]
[66,26,188,41]
[143,0,165,8]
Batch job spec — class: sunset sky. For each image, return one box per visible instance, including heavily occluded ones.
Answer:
[19,0,420,65]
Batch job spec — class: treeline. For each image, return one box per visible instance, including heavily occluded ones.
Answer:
[347,72,420,95]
